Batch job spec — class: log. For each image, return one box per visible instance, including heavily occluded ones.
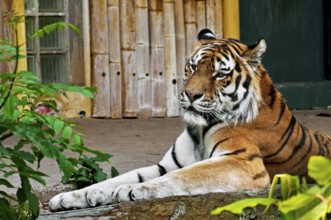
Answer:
[108,0,122,118]
[39,191,280,219]
[163,0,179,117]
[149,0,166,117]
[134,0,151,119]
[174,0,186,95]
[120,0,138,118]
[90,0,111,117]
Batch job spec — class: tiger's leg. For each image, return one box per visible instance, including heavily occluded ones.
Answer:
[49,129,198,211]
[114,145,270,202]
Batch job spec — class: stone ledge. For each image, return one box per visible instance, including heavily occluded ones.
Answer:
[38,190,280,220]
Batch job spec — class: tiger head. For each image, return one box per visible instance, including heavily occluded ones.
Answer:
[180,29,267,127]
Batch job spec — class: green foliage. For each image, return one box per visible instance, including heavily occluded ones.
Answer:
[211,156,331,220]
[0,13,112,219]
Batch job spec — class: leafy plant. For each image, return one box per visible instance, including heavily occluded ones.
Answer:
[0,12,112,219]
[62,155,119,189]
[211,156,331,220]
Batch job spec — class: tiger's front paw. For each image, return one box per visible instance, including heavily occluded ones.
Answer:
[113,181,182,203]
[49,189,109,212]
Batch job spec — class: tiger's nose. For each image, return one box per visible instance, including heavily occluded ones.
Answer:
[185,89,203,102]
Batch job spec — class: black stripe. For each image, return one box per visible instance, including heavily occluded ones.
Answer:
[137,173,144,183]
[171,143,183,168]
[291,130,313,172]
[219,148,246,157]
[128,190,135,201]
[268,124,307,164]
[248,153,263,161]
[209,138,230,158]
[225,75,242,102]
[274,100,286,126]
[252,170,268,180]
[264,116,296,159]
[203,119,220,136]
[157,164,167,176]
[187,125,200,145]
[268,85,277,109]
[314,132,326,156]
[235,63,242,72]
[221,52,229,61]
[232,75,252,111]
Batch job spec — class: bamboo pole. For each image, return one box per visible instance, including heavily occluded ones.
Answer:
[196,0,206,31]
[184,0,197,57]
[120,0,138,117]
[134,0,151,119]
[108,0,122,118]
[214,0,223,39]
[12,0,27,72]
[174,0,186,94]
[163,0,179,117]
[90,0,111,117]
[223,0,240,39]
[206,0,215,33]
[149,0,165,117]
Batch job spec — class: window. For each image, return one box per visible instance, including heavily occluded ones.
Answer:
[25,0,68,83]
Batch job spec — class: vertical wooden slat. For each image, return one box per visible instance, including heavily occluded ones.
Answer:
[196,0,206,31]
[134,0,151,118]
[223,0,240,39]
[184,0,197,57]
[0,1,13,73]
[174,0,186,94]
[206,0,215,33]
[90,0,111,117]
[120,0,138,118]
[108,0,122,118]
[149,0,166,117]
[214,0,223,39]
[163,0,179,117]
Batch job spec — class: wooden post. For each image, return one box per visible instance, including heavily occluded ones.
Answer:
[174,0,186,94]
[12,0,27,72]
[184,0,197,57]
[206,0,215,33]
[90,0,111,117]
[163,0,179,117]
[223,0,240,39]
[149,0,165,117]
[214,0,223,39]
[108,0,122,118]
[134,0,151,118]
[196,0,206,31]
[120,0,138,118]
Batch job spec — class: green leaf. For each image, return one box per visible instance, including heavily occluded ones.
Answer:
[53,120,65,135]
[62,126,73,139]
[111,166,119,178]
[211,197,277,215]
[308,156,331,185]
[0,178,15,188]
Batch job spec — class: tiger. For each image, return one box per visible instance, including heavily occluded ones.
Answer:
[49,29,331,211]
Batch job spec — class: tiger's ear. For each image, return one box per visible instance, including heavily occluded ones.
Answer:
[244,39,267,68]
[195,29,216,49]
[197,29,216,40]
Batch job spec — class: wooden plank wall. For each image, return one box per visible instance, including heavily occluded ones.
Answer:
[91,0,224,118]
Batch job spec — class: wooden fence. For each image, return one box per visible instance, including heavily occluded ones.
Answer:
[91,0,225,118]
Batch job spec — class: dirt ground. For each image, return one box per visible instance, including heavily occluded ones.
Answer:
[2,109,331,203]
